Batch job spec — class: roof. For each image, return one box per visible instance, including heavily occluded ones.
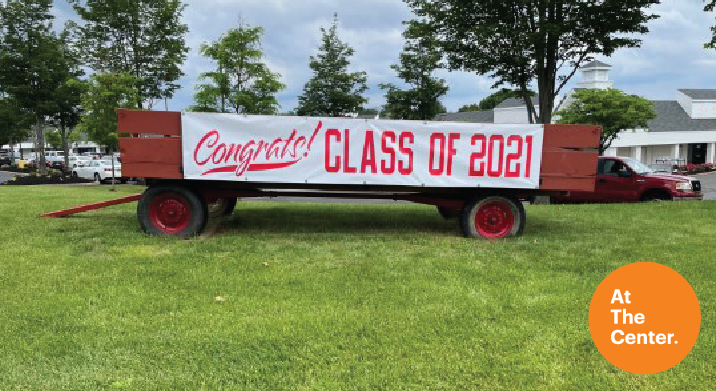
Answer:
[583,60,612,69]
[434,110,494,123]
[647,100,716,132]
[677,89,716,100]
[495,95,540,109]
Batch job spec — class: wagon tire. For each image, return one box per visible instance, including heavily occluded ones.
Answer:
[223,197,238,216]
[437,206,460,220]
[138,186,208,239]
[461,195,525,239]
[207,197,238,218]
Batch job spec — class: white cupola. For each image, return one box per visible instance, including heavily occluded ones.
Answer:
[576,60,614,90]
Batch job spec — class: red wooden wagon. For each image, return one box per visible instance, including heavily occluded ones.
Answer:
[45,110,601,240]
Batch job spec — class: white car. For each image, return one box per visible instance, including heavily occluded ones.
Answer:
[68,155,93,168]
[72,159,125,183]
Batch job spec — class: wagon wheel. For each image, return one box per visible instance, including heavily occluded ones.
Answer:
[137,186,208,239]
[207,197,238,218]
[461,195,526,239]
[437,206,460,220]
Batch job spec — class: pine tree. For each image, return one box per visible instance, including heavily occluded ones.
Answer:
[189,22,284,114]
[380,23,447,120]
[296,14,368,117]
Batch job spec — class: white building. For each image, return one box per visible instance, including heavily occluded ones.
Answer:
[437,60,716,165]
[1,132,105,158]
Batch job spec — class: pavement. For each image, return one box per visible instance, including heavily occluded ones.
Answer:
[0,171,19,184]
[695,171,716,200]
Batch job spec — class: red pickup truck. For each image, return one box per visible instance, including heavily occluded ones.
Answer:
[553,156,703,203]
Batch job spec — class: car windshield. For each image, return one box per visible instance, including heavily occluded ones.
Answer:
[622,158,654,175]
[100,160,116,165]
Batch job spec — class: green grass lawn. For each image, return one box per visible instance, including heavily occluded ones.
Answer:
[0,185,713,390]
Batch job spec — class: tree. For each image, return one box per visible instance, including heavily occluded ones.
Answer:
[70,0,189,109]
[705,1,716,51]
[0,0,68,175]
[0,96,33,156]
[459,89,537,112]
[555,89,655,154]
[296,14,368,117]
[77,73,139,152]
[457,103,481,113]
[379,24,448,121]
[190,23,285,114]
[46,127,80,149]
[50,28,86,170]
[404,0,660,124]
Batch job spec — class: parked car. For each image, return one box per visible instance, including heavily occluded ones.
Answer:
[71,159,126,183]
[80,152,103,160]
[0,151,12,166]
[553,156,703,203]
[44,151,67,169]
[68,155,92,168]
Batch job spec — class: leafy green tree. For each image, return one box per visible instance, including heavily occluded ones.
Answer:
[404,0,660,124]
[46,127,80,149]
[77,73,139,152]
[705,1,716,51]
[457,103,481,113]
[0,96,33,155]
[379,24,448,121]
[49,29,86,170]
[190,23,285,114]
[70,0,189,109]
[297,14,368,117]
[555,89,655,154]
[0,0,68,175]
[459,89,537,112]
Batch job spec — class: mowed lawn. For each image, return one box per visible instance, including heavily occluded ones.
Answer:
[0,185,713,391]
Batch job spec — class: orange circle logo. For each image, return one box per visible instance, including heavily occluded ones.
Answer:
[589,262,701,374]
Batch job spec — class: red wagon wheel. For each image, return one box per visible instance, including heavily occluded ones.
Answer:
[461,195,525,239]
[138,187,208,238]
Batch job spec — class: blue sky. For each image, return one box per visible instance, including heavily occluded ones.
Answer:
[52,0,716,113]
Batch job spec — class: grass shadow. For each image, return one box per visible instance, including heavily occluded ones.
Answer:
[217,203,461,237]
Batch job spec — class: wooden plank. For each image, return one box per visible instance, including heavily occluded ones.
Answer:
[119,137,182,165]
[117,109,182,136]
[543,124,601,150]
[119,137,183,179]
[540,176,596,192]
[122,163,182,179]
[541,150,599,176]
[42,194,142,218]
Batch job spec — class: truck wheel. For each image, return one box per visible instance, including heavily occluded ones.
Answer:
[461,195,525,239]
[641,190,672,202]
[138,186,208,238]
[437,206,460,220]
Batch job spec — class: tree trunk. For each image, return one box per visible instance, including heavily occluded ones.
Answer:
[61,121,70,174]
[109,145,116,192]
[540,92,554,125]
[35,115,47,176]
[520,80,537,124]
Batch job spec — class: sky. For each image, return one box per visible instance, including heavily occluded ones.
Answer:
[51,0,716,113]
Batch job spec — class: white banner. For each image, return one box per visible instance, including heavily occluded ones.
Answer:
[181,112,544,189]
